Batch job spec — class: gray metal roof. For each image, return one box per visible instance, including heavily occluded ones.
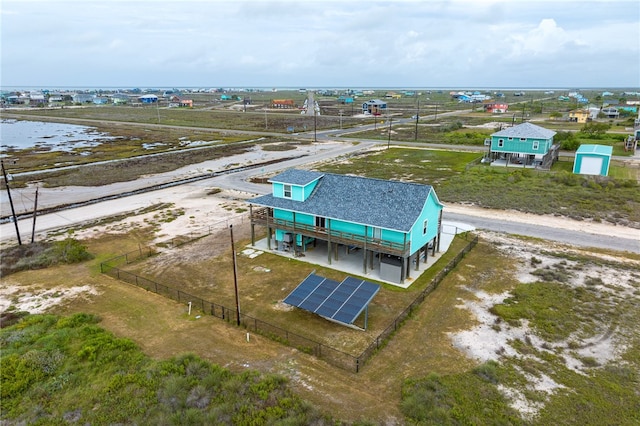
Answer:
[363,99,387,105]
[269,169,324,186]
[492,122,556,139]
[252,171,441,232]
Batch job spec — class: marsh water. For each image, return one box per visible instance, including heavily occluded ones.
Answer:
[0,119,117,153]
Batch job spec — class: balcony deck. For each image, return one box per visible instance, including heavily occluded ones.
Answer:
[250,207,410,257]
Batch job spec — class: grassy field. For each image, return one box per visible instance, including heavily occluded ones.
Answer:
[318,147,640,228]
[2,90,640,423]
[2,226,638,424]
[115,228,475,357]
[4,105,362,134]
[347,117,635,156]
[0,313,335,425]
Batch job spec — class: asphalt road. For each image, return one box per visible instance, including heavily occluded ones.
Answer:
[2,113,638,254]
[443,212,639,253]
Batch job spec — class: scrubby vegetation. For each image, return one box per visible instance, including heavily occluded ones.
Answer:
[0,238,93,277]
[0,313,335,425]
[401,247,640,426]
[401,364,522,425]
[320,148,640,227]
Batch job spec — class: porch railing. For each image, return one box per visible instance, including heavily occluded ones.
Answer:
[251,207,410,257]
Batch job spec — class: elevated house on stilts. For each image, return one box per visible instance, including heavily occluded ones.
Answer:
[249,169,444,286]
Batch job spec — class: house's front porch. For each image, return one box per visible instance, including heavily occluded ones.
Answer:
[248,221,474,288]
[489,158,539,168]
[487,144,559,170]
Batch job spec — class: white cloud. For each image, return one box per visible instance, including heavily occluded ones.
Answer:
[1,0,638,88]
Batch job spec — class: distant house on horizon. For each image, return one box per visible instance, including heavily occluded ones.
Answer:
[138,94,158,104]
[362,99,387,115]
[271,99,295,109]
[568,109,590,124]
[111,93,129,104]
[484,102,509,114]
[601,107,619,119]
[72,93,94,104]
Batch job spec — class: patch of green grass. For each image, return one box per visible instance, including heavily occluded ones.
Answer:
[0,238,93,277]
[489,281,601,341]
[401,245,640,426]
[320,148,640,227]
[401,364,523,425]
[320,147,481,184]
[534,362,640,425]
[0,313,333,425]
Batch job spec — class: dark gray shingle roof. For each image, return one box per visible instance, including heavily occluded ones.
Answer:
[269,169,324,186]
[252,171,441,232]
[492,122,556,139]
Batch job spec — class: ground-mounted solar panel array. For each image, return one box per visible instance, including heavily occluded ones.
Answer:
[284,273,380,328]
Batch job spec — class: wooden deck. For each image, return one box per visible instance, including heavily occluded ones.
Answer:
[250,207,410,257]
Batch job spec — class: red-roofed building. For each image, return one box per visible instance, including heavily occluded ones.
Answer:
[484,102,509,114]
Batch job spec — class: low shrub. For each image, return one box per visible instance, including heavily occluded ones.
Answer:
[0,238,93,277]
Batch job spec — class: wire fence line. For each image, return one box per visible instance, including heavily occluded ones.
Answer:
[100,232,478,373]
[155,215,249,249]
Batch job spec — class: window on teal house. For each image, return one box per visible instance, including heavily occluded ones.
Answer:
[284,184,292,198]
[498,139,504,147]
[423,219,428,235]
[533,141,539,150]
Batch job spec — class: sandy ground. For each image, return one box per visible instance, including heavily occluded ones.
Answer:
[2,141,639,421]
[449,230,638,419]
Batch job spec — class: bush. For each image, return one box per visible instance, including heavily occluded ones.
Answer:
[0,238,93,277]
[580,122,611,138]
[555,131,580,150]
[473,360,501,384]
[1,314,331,424]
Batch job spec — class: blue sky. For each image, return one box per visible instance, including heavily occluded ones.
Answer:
[1,0,639,89]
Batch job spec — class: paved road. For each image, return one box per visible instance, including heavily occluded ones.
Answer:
[443,212,639,254]
[2,110,638,253]
[0,140,375,243]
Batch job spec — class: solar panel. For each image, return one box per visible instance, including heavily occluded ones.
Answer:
[284,273,380,327]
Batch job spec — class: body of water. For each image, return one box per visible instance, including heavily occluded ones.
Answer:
[0,119,118,153]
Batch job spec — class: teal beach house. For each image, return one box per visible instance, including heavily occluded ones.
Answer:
[487,122,558,169]
[249,169,444,285]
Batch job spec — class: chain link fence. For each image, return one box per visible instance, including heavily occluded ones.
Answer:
[101,231,478,373]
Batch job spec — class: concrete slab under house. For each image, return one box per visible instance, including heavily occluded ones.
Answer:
[249,220,472,288]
